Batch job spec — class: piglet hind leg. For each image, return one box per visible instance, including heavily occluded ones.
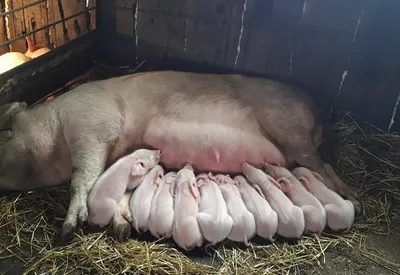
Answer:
[61,143,108,240]
[112,191,134,242]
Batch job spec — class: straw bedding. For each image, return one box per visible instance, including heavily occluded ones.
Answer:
[0,68,399,275]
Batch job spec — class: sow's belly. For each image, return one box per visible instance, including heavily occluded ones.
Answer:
[142,119,286,173]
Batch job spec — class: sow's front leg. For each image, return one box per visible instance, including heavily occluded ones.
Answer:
[62,140,109,239]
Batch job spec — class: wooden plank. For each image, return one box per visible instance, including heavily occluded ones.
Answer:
[223,0,254,70]
[164,0,187,60]
[48,0,66,47]
[238,0,302,75]
[338,0,400,131]
[213,0,234,67]
[137,10,169,61]
[5,0,26,52]
[60,0,88,41]
[0,0,9,54]
[184,0,219,64]
[290,0,363,103]
[87,0,96,30]
[116,8,134,37]
[23,0,50,48]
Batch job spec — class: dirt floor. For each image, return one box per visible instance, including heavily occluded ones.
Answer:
[0,67,400,274]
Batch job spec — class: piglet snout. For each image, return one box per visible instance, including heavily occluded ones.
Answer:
[183,163,194,171]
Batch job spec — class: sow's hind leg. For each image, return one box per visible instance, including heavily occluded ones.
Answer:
[256,97,360,214]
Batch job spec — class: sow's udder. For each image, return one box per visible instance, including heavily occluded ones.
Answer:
[142,119,286,173]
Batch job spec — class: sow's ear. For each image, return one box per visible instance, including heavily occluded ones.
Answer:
[0,102,27,130]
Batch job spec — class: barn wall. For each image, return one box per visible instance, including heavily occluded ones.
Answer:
[111,0,400,133]
[0,0,98,104]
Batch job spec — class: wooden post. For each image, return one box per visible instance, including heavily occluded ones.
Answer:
[5,0,26,52]
[23,0,50,48]
[0,0,9,54]
[61,0,88,40]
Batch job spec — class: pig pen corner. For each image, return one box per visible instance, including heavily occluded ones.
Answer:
[1,0,400,274]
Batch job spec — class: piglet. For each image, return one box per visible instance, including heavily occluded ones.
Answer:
[196,173,233,245]
[0,52,31,74]
[172,164,203,250]
[234,175,278,241]
[148,171,177,239]
[87,149,161,227]
[130,165,164,233]
[292,166,355,232]
[264,163,326,235]
[214,173,256,245]
[25,37,51,59]
[242,163,305,239]
[112,190,134,242]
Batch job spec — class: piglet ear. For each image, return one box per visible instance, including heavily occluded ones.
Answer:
[298,176,312,191]
[153,171,163,185]
[208,172,217,181]
[169,181,176,196]
[267,175,282,190]
[312,171,324,182]
[253,184,266,199]
[189,181,200,199]
[278,177,292,194]
[197,179,206,188]
[131,158,146,176]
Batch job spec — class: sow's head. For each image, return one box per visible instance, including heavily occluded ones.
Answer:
[0,102,35,191]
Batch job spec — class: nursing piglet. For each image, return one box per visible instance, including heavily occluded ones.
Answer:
[87,149,161,227]
[196,173,233,245]
[264,163,326,234]
[214,174,256,245]
[130,165,164,233]
[172,164,203,250]
[234,175,278,241]
[148,171,177,239]
[242,163,305,239]
[292,166,355,232]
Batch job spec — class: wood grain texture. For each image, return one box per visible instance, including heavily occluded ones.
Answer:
[23,0,49,48]
[0,0,9,54]
[5,0,26,52]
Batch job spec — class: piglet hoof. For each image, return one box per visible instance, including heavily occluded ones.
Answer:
[114,223,132,242]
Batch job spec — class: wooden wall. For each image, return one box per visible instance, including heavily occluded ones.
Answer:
[113,0,400,133]
[0,0,96,54]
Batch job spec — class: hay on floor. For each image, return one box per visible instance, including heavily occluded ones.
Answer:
[0,69,399,274]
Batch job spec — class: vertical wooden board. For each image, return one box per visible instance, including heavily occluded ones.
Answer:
[223,0,254,70]
[213,0,233,67]
[338,0,400,130]
[115,0,135,9]
[48,0,65,47]
[88,0,96,30]
[0,0,9,54]
[61,0,88,41]
[116,8,134,37]
[137,11,169,61]
[239,0,301,75]
[184,0,218,64]
[290,0,363,100]
[234,0,271,74]
[164,0,188,60]
[261,0,306,77]
[5,0,26,52]
[23,0,50,47]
